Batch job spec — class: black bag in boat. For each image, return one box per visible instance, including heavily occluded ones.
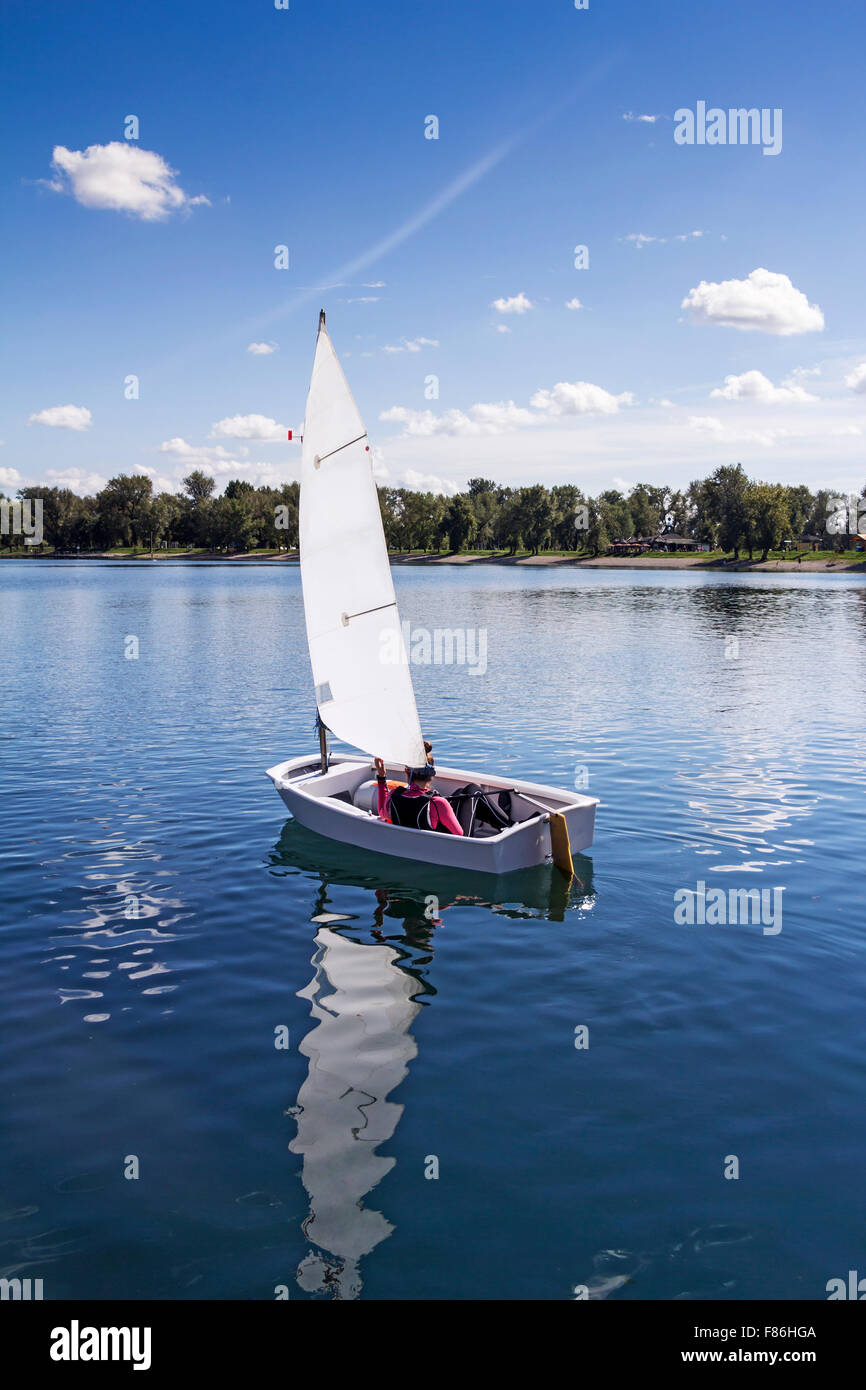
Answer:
[447,784,515,838]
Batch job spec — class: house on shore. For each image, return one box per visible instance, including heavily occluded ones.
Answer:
[648,531,698,553]
[607,536,651,556]
[607,529,699,556]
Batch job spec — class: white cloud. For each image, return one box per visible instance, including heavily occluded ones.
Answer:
[363,281,386,288]
[496,324,511,334]
[381,407,476,438]
[45,467,108,493]
[0,466,22,486]
[688,415,724,434]
[831,425,862,437]
[565,298,583,310]
[370,446,389,478]
[374,401,865,497]
[28,404,92,431]
[681,268,825,336]
[687,416,796,448]
[346,296,379,303]
[530,381,633,416]
[247,341,277,355]
[740,429,784,447]
[710,370,818,404]
[471,401,538,429]
[381,401,536,438]
[383,376,633,437]
[44,142,207,221]
[158,442,289,481]
[622,230,706,249]
[382,336,439,354]
[623,112,661,123]
[402,469,459,496]
[844,362,866,393]
[132,463,178,491]
[209,414,286,441]
[491,292,533,315]
[159,438,247,466]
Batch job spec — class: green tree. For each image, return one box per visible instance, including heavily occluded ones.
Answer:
[213,494,258,551]
[599,489,633,540]
[224,478,256,500]
[585,497,611,556]
[442,494,477,552]
[514,485,553,554]
[781,485,813,549]
[182,470,217,503]
[627,483,666,538]
[466,477,497,499]
[96,474,154,548]
[687,479,717,547]
[550,484,585,549]
[402,489,443,550]
[496,492,524,554]
[751,481,791,561]
[702,464,751,558]
[181,470,217,548]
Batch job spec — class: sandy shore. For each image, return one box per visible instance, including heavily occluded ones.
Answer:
[9,551,866,574]
[389,553,866,574]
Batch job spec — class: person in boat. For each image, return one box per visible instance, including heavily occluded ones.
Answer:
[373,757,464,835]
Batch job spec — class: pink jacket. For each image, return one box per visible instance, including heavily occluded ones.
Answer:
[382,782,464,835]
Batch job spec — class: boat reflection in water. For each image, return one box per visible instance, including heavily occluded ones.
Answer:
[269,821,596,1299]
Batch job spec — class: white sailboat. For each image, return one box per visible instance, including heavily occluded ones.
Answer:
[266,311,598,876]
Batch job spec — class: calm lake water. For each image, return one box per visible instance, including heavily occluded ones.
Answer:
[1,560,864,1301]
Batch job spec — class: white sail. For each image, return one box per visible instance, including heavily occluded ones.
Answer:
[299,312,426,767]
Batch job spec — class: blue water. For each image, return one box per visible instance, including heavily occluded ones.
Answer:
[1,561,864,1301]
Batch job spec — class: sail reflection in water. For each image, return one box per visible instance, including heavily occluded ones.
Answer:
[292,924,423,1299]
[272,822,596,1298]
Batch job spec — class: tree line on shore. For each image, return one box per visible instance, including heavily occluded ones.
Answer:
[5,464,865,560]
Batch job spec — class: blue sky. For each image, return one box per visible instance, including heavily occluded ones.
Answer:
[2,0,865,499]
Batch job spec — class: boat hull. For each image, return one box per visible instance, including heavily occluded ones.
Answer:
[265,753,598,876]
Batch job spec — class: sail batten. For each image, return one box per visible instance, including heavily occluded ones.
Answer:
[298,318,426,767]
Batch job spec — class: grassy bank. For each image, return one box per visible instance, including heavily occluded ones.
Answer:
[2,544,864,571]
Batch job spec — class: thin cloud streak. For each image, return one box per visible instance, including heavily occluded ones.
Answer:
[148,53,620,378]
[239,53,621,337]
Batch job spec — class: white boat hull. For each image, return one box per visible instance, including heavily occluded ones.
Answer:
[265,753,598,876]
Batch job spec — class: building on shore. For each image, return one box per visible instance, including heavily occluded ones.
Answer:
[647,531,699,554]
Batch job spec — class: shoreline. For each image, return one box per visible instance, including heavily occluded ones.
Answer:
[3,551,865,574]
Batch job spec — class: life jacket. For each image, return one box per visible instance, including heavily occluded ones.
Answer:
[388,785,450,833]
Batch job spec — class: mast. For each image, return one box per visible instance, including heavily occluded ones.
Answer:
[297,310,426,768]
